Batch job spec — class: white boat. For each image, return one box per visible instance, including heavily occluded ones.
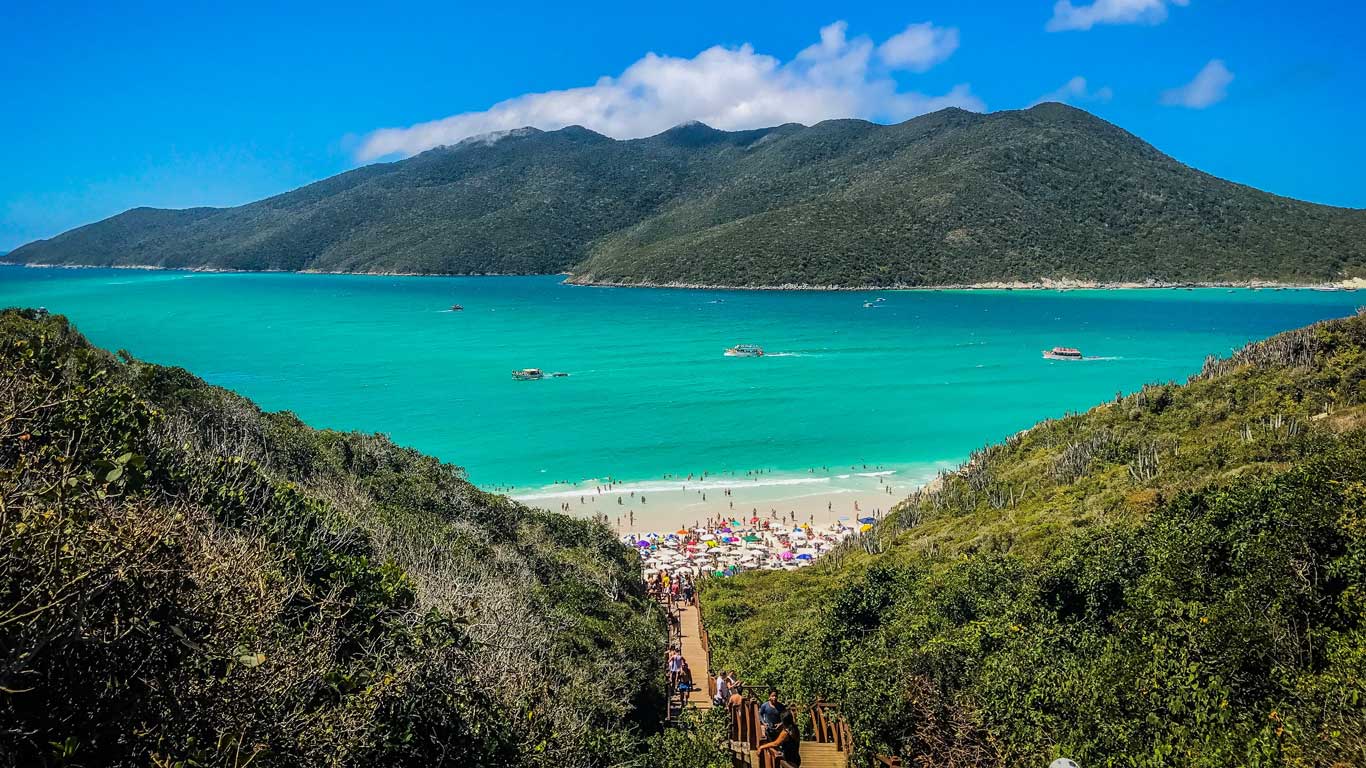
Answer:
[724,344,764,357]
[1042,347,1083,361]
[512,368,545,380]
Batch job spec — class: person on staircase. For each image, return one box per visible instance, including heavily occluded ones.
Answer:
[713,669,731,706]
[678,659,694,694]
[667,648,683,692]
[759,689,785,741]
[756,709,801,767]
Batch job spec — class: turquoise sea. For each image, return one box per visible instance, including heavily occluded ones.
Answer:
[2,266,1361,493]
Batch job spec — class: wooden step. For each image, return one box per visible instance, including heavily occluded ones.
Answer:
[728,742,848,768]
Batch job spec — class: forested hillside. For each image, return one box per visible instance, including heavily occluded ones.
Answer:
[701,309,1366,766]
[10,105,1366,287]
[0,308,663,767]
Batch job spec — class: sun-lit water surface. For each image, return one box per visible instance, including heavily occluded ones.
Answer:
[2,266,1360,493]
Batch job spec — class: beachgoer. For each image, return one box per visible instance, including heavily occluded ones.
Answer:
[726,683,745,710]
[759,689,785,740]
[668,648,683,689]
[756,709,801,767]
[714,670,731,705]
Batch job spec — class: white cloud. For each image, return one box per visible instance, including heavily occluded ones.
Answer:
[877,22,960,72]
[1032,76,1114,106]
[357,22,982,161]
[1160,59,1233,108]
[1047,0,1190,32]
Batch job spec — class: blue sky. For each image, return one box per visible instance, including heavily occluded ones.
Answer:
[2,0,1363,251]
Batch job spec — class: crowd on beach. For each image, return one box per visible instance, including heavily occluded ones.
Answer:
[627,511,876,579]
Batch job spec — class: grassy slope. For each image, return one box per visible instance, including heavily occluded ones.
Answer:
[702,310,1366,767]
[11,105,1366,286]
[0,309,662,768]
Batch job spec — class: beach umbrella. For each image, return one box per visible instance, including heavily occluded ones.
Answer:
[796,554,814,561]
[858,517,875,525]
[859,524,873,532]
[635,540,651,548]
[742,534,761,543]
[779,551,795,561]
[675,528,688,535]
[700,534,716,541]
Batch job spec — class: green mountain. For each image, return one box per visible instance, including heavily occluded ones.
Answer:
[0,308,664,767]
[700,309,1366,766]
[10,104,1366,286]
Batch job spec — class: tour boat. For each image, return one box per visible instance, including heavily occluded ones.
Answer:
[1042,347,1083,361]
[724,344,764,357]
[512,368,545,380]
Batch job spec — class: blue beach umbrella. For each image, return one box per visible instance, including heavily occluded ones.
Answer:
[858,517,875,525]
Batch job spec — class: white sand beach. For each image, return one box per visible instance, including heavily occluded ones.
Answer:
[510,462,954,535]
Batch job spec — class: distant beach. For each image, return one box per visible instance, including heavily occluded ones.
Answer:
[509,462,956,534]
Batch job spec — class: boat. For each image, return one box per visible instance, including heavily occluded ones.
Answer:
[450,304,464,311]
[724,344,764,357]
[512,368,545,380]
[1042,347,1083,361]
[863,302,876,308]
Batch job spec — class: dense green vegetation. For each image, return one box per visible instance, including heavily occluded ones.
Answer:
[702,310,1366,766]
[10,105,1366,286]
[0,308,664,767]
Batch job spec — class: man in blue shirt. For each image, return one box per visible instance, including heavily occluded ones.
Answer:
[759,688,785,740]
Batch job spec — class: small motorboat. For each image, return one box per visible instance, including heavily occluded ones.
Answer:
[724,344,764,357]
[512,368,545,381]
[450,304,464,311]
[1042,347,1083,361]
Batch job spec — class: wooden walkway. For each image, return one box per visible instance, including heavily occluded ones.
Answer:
[676,601,714,711]
[667,598,866,768]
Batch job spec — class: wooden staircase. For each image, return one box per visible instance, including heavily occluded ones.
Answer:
[724,697,851,768]
[667,595,897,768]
